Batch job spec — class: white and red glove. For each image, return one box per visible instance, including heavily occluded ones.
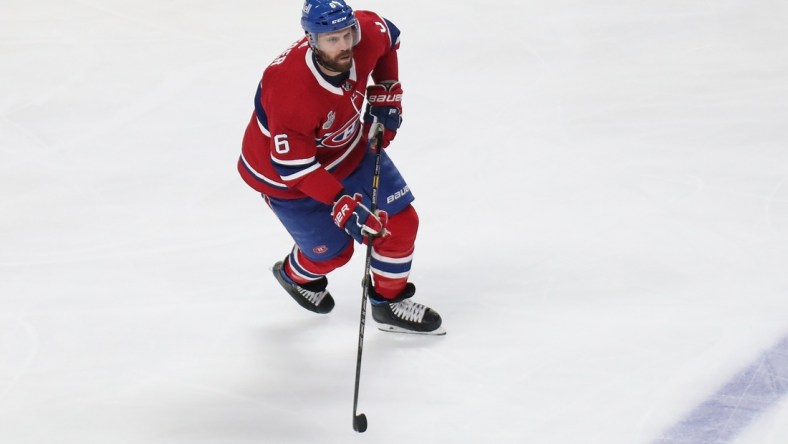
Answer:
[331,193,389,243]
[363,81,403,150]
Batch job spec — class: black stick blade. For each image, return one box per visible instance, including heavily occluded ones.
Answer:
[353,413,368,433]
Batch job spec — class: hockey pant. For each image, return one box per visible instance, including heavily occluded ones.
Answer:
[283,204,418,299]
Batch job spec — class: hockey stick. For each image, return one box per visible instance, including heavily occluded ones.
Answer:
[352,125,384,433]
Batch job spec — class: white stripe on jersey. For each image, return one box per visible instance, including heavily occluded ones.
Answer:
[279,162,321,181]
[273,156,317,166]
[240,152,287,187]
[257,117,271,137]
[324,129,363,171]
[304,48,357,95]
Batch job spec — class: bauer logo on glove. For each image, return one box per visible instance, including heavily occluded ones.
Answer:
[331,193,390,243]
[363,81,403,149]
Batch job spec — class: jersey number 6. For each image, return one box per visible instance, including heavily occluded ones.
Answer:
[274,134,290,154]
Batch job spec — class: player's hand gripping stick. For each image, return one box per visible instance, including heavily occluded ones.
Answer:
[363,81,403,150]
[332,193,389,244]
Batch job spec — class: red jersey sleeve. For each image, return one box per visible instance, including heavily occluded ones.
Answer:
[263,88,344,205]
[364,12,401,82]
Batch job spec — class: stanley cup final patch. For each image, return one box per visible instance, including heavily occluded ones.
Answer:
[323,110,336,129]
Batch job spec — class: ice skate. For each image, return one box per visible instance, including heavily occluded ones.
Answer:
[369,283,445,335]
[273,260,335,314]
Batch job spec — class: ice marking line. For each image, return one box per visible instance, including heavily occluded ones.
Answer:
[654,334,788,443]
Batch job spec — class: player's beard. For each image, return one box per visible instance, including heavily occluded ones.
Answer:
[316,48,354,73]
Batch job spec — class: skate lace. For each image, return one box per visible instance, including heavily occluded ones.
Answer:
[297,286,328,305]
[389,300,426,323]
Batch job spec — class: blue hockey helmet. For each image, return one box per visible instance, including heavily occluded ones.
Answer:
[301,0,359,47]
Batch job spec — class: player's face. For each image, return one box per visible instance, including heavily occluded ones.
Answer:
[315,25,359,73]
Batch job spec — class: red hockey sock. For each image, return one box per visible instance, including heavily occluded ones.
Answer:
[283,242,354,284]
[370,205,418,299]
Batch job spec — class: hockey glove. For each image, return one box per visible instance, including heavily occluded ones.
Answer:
[332,193,389,244]
[363,81,403,150]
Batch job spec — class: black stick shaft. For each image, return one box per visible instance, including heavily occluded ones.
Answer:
[352,126,384,432]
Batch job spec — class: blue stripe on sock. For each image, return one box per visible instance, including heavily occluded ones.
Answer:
[370,257,411,275]
[288,252,322,280]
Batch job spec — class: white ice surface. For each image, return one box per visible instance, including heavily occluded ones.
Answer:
[2,1,788,443]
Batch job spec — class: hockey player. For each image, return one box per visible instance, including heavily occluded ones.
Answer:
[237,0,444,335]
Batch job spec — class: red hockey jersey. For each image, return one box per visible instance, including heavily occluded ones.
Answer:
[238,11,401,205]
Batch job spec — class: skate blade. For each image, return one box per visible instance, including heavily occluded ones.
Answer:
[376,324,447,336]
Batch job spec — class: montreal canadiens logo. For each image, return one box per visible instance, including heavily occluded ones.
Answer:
[313,245,329,254]
[319,115,360,149]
